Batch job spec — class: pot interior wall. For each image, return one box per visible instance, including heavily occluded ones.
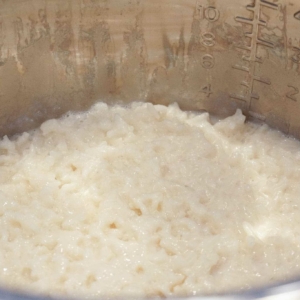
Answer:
[0,0,300,137]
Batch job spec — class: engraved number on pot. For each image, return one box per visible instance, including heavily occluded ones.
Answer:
[292,47,300,64]
[205,6,220,22]
[286,85,299,101]
[200,84,212,97]
[196,3,220,22]
[201,54,215,69]
[294,11,300,20]
[201,32,216,47]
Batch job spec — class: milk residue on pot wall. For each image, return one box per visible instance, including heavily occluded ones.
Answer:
[0,0,300,137]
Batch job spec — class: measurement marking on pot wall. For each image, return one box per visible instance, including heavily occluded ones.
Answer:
[294,10,300,20]
[195,3,220,101]
[248,111,266,121]
[195,3,220,22]
[201,32,216,47]
[286,85,299,102]
[230,0,278,109]
[201,54,215,69]
[196,4,219,70]
[199,84,212,97]
[292,46,300,64]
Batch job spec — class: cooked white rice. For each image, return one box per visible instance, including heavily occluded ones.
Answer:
[0,102,300,297]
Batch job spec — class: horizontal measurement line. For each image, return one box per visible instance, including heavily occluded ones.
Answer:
[255,56,263,63]
[251,92,260,100]
[236,45,252,51]
[257,38,275,48]
[260,0,279,10]
[232,65,250,72]
[258,19,267,26]
[244,32,254,38]
[230,92,260,101]
[241,81,250,88]
[235,16,266,26]
[242,56,251,61]
[249,111,266,121]
[235,16,254,25]
[253,75,271,85]
[242,55,263,63]
[241,55,262,64]
[230,94,248,102]
[246,5,255,12]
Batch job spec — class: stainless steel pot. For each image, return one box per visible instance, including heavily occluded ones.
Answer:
[0,0,300,299]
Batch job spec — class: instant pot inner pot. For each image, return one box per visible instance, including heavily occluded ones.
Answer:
[0,0,300,299]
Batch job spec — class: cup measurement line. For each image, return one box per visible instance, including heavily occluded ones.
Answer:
[230,0,279,113]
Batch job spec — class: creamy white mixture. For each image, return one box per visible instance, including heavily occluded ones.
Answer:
[0,102,300,297]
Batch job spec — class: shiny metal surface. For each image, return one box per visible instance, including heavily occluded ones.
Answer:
[0,0,300,137]
[0,0,300,299]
